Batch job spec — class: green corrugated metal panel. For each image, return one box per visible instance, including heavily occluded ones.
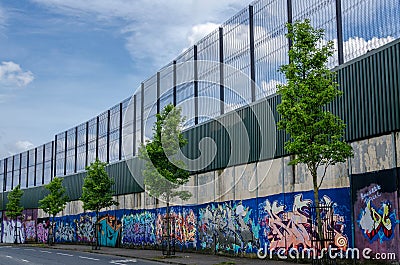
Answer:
[0,186,49,210]
[182,38,399,173]
[0,158,145,209]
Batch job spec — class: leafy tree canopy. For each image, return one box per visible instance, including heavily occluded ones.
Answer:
[39,177,69,217]
[139,104,191,202]
[80,158,118,213]
[277,19,353,187]
[6,184,24,220]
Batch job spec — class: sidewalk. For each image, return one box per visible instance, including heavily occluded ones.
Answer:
[44,244,307,265]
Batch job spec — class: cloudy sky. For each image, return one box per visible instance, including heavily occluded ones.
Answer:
[0,0,249,158]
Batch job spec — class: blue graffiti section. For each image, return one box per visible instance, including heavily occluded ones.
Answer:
[122,211,156,246]
[34,188,351,253]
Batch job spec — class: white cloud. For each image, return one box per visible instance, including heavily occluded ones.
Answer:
[0,140,35,158]
[261,79,283,96]
[0,61,34,88]
[343,36,395,63]
[14,140,35,153]
[31,0,249,68]
[187,22,219,46]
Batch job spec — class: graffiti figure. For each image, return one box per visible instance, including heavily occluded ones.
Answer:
[358,200,399,243]
[98,215,121,247]
[260,194,348,253]
[75,214,94,243]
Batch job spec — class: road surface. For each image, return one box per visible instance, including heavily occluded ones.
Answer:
[0,245,163,265]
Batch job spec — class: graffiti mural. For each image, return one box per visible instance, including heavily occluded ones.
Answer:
[358,200,398,243]
[75,214,95,243]
[55,220,76,243]
[122,211,156,246]
[198,201,258,254]
[352,169,400,258]
[98,214,121,247]
[2,219,25,243]
[37,218,50,243]
[259,193,348,253]
[154,208,197,250]
[25,220,36,242]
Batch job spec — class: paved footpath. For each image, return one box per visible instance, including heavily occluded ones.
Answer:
[39,244,306,265]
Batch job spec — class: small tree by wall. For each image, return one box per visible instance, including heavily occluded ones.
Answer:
[80,158,118,250]
[6,184,24,244]
[139,104,191,255]
[277,19,353,247]
[39,177,68,245]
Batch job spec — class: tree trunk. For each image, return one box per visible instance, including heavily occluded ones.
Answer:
[14,218,17,244]
[50,214,55,246]
[95,211,100,250]
[312,169,324,251]
[166,199,170,256]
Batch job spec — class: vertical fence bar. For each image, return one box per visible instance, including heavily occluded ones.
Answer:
[11,155,14,189]
[74,127,78,173]
[107,109,110,163]
[157,72,161,114]
[4,158,7,191]
[219,27,224,115]
[287,0,293,49]
[51,141,54,180]
[26,151,30,186]
[96,116,99,159]
[336,0,344,65]
[249,5,256,102]
[85,121,89,168]
[42,144,45,184]
[119,102,123,160]
[141,82,145,144]
[34,147,38,186]
[54,135,57,180]
[19,153,22,186]
[194,45,199,125]
[173,60,177,106]
[133,95,137,156]
[64,131,67,176]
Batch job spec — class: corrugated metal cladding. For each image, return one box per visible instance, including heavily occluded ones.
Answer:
[0,158,145,209]
[183,39,400,173]
[5,39,398,206]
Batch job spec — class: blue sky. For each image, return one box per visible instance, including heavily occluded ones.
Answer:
[0,0,249,158]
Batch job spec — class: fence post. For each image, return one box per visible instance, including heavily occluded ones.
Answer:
[336,0,344,65]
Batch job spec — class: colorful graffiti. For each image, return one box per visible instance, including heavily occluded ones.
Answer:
[98,214,122,247]
[2,220,25,243]
[0,188,353,255]
[122,211,156,246]
[259,194,348,253]
[358,200,398,243]
[198,201,258,254]
[55,221,76,242]
[352,169,400,258]
[155,208,197,249]
[25,220,36,242]
[75,214,95,243]
[36,218,50,243]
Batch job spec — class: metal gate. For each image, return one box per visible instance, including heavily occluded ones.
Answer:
[310,203,336,265]
[161,215,176,256]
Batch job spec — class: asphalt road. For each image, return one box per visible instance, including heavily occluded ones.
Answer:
[0,246,163,265]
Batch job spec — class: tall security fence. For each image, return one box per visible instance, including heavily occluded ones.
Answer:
[1,0,399,192]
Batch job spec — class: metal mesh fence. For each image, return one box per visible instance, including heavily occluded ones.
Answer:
[1,0,398,190]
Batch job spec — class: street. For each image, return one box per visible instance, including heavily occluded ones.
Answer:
[0,246,163,265]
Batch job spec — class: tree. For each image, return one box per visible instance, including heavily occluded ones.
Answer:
[39,177,69,245]
[139,104,191,255]
[276,19,353,246]
[6,184,24,244]
[80,158,118,249]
